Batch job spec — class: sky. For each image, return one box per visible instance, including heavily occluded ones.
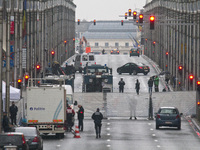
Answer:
[73,0,147,21]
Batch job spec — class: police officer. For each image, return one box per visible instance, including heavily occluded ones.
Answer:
[66,104,75,131]
[148,77,154,94]
[9,101,18,125]
[92,108,103,139]
[2,112,11,132]
[118,78,125,93]
[135,79,140,95]
[77,105,84,131]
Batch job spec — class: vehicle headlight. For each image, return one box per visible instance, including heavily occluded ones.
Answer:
[89,79,93,83]
[104,79,108,83]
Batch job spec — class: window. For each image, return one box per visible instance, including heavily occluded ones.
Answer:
[89,55,94,61]
[95,43,99,47]
[82,55,88,61]
[115,42,119,47]
[125,43,129,47]
[105,42,109,47]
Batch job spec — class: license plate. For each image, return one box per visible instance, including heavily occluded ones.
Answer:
[165,122,172,124]
[144,70,148,72]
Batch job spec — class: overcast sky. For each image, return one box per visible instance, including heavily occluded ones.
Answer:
[73,0,146,21]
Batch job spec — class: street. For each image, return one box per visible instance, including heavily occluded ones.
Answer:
[42,54,200,150]
[43,118,200,150]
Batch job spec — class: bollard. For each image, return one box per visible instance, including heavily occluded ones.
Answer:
[103,88,107,119]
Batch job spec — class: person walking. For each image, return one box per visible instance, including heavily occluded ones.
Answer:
[77,105,84,131]
[135,79,140,95]
[154,75,159,92]
[118,78,125,93]
[92,108,103,139]
[9,101,18,125]
[2,112,11,132]
[148,77,154,94]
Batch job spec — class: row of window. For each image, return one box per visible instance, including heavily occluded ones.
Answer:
[94,42,129,47]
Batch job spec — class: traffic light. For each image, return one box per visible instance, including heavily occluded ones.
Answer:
[94,19,96,25]
[128,9,131,16]
[197,101,200,107]
[64,40,67,46]
[178,65,183,75]
[17,79,22,89]
[139,14,143,23]
[197,81,200,92]
[125,12,127,19]
[189,74,194,84]
[133,11,137,19]
[51,50,55,59]
[153,41,156,47]
[150,16,155,30]
[77,19,80,25]
[165,52,169,56]
[24,74,29,87]
[121,20,123,26]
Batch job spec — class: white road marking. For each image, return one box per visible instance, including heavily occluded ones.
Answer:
[154,140,158,142]
[107,123,110,125]
[157,145,161,148]
[107,128,110,130]
[107,133,111,136]
[152,134,156,136]
[148,123,151,125]
[150,128,154,131]
[107,145,111,147]
[107,139,111,142]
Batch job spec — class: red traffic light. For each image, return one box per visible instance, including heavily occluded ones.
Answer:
[36,65,41,70]
[197,81,200,85]
[77,19,80,25]
[139,14,143,19]
[133,11,137,16]
[25,75,29,79]
[18,79,22,83]
[125,12,127,19]
[197,101,200,106]
[128,9,131,16]
[51,51,55,55]
[165,52,169,55]
[153,41,156,44]
[150,16,155,22]
[64,40,67,44]
[178,66,183,70]
[189,75,194,80]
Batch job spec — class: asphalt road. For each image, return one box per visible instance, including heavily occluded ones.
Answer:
[43,54,200,149]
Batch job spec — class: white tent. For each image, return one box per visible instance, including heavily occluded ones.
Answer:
[2,81,20,100]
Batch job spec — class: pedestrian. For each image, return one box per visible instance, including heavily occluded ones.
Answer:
[9,101,18,125]
[135,79,140,95]
[77,105,84,131]
[2,112,11,132]
[66,104,75,131]
[118,78,125,93]
[154,75,159,92]
[91,108,103,139]
[148,77,154,94]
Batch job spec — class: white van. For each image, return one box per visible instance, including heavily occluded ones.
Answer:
[74,53,96,73]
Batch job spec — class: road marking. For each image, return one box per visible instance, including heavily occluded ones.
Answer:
[152,134,156,136]
[150,128,154,131]
[107,118,111,120]
[107,128,110,130]
[107,133,110,136]
[107,139,111,142]
[154,140,158,142]
[148,123,151,125]
[107,145,111,147]
[107,123,110,125]
[157,145,161,148]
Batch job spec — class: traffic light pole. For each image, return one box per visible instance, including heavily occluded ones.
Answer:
[148,94,153,120]
[196,90,200,121]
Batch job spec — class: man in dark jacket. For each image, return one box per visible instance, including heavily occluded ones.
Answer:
[148,77,154,94]
[2,112,11,132]
[9,102,18,125]
[135,79,140,95]
[118,78,125,93]
[77,105,84,131]
[92,108,103,139]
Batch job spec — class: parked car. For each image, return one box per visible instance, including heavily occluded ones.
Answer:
[110,49,119,54]
[130,48,140,57]
[14,127,43,150]
[0,132,29,150]
[117,62,150,75]
[155,107,182,130]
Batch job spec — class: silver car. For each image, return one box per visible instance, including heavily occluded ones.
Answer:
[155,107,182,130]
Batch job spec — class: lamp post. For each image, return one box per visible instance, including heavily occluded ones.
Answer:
[0,0,4,133]
[6,0,11,114]
[13,0,18,88]
[26,0,30,77]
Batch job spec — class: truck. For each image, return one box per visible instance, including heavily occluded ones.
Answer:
[82,64,113,92]
[26,86,66,138]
